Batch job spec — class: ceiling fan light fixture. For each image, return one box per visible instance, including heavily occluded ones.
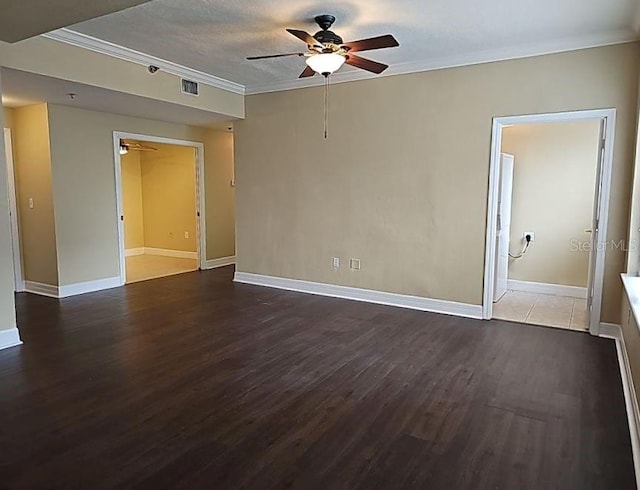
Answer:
[305,53,345,76]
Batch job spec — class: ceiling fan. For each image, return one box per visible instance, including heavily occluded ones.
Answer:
[119,139,158,155]
[247,14,399,78]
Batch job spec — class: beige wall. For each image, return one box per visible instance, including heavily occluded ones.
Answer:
[205,130,236,259]
[140,143,197,252]
[3,107,14,129]
[121,151,144,250]
[12,104,59,285]
[0,74,17,331]
[235,42,640,324]
[502,120,600,287]
[626,73,640,275]
[45,104,235,286]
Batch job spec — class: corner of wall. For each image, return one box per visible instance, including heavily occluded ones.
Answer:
[203,128,236,261]
[12,103,60,287]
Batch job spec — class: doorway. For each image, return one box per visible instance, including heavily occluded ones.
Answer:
[4,128,24,292]
[483,109,616,336]
[113,132,206,284]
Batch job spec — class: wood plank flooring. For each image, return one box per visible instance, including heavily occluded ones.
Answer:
[0,266,634,489]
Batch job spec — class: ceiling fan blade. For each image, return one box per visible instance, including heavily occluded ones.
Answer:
[286,29,323,49]
[299,66,316,78]
[123,140,157,151]
[342,34,399,53]
[345,54,388,74]
[130,146,157,151]
[247,52,305,60]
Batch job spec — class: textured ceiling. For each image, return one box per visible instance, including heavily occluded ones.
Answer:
[69,0,639,91]
[1,69,236,127]
[0,0,153,42]
[71,0,638,92]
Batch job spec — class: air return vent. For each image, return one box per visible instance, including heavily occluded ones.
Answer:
[181,79,199,96]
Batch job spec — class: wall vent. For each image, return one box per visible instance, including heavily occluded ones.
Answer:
[181,79,199,96]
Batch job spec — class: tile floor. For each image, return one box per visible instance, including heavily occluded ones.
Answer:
[493,290,588,331]
[126,254,198,284]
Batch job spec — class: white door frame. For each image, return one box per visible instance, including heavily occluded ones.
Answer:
[112,131,206,285]
[482,109,616,336]
[4,128,24,292]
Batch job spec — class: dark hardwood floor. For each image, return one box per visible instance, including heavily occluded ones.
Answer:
[0,266,634,489]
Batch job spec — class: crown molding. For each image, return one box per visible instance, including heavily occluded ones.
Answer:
[245,28,639,95]
[43,28,246,95]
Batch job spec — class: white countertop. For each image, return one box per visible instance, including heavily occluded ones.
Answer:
[622,273,640,327]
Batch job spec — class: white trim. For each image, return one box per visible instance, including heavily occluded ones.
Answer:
[113,132,206,285]
[484,119,503,319]
[600,323,640,489]
[234,272,483,319]
[25,277,122,298]
[144,247,198,260]
[125,247,145,257]
[0,328,22,350]
[246,30,638,94]
[507,279,587,299]
[4,128,24,292]
[43,28,245,95]
[204,255,236,269]
[24,281,59,298]
[482,109,616,339]
[58,276,121,298]
[194,143,207,272]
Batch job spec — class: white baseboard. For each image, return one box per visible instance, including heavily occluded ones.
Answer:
[125,248,145,257]
[507,279,587,299]
[234,272,483,319]
[58,276,121,298]
[0,328,22,350]
[143,247,198,260]
[25,276,122,298]
[600,323,640,489]
[204,255,236,269]
[24,281,59,298]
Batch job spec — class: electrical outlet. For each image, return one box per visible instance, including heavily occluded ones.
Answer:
[28,198,34,209]
[332,257,340,269]
[523,231,535,242]
[350,258,361,271]
[184,232,189,239]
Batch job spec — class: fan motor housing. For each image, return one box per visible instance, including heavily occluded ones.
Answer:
[314,30,343,46]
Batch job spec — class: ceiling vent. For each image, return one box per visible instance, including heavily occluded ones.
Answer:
[181,78,199,96]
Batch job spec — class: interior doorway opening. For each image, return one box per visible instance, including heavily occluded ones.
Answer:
[483,109,616,336]
[113,132,206,285]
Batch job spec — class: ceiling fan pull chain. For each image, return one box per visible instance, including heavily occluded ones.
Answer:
[324,75,329,139]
